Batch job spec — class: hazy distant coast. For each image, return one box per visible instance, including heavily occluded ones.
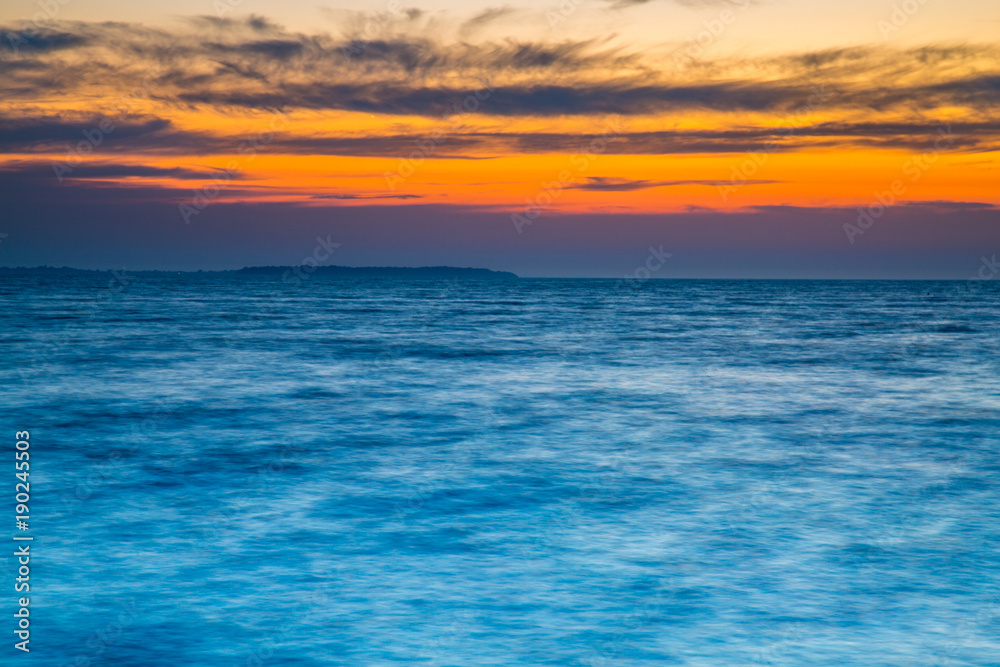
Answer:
[0,265,518,280]
[236,265,518,280]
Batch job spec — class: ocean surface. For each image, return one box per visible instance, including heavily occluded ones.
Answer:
[1,275,998,666]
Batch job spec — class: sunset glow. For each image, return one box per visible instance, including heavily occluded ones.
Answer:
[1,0,998,275]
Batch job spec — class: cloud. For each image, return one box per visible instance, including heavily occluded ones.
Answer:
[0,115,221,154]
[604,0,653,7]
[567,176,779,191]
[1,176,997,278]
[183,14,285,33]
[1,19,998,160]
[3,19,996,118]
[0,19,1000,124]
[310,193,423,199]
[459,7,517,35]
[3,30,87,53]
[0,116,175,151]
[606,0,755,7]
[1,113,998,158]
[210,39,305,60]
[0,160,243,181]
[167,78,998,118]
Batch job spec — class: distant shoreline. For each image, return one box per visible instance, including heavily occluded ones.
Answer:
[0,265,519,280]
[0,267,992,281]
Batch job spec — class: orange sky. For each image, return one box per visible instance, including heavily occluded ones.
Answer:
[1,3,998,274]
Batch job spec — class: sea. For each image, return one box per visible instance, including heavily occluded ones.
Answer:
[1,274,998,666]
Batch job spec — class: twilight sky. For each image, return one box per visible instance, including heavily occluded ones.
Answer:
[0,0,998,276]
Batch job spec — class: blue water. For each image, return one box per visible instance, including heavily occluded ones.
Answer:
[2,275,999,666]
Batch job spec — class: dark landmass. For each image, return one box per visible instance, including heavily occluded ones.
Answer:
[236,265,518,279]
[0,266,102,274]
[0,265,518,279]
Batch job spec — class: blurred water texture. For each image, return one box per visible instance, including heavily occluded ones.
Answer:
[1,275,998,665]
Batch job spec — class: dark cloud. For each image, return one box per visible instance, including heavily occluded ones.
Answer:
[1,104,998,159]
[172,80,820,116]
[337,38,433,71]
[0,116,174,152]
[1,19,997,121]
[570,177,678,191]
[916,74,1000,108]
[310,193,423,200]
[567,176,779,191]
[0,161,243,181]
[500,122,1000,154]
[212,39,305,60]
[3,29,87,53]
[334,36,633,73]
[184,14,284,33]
[1,113,998,157]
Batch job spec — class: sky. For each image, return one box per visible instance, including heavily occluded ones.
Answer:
[0,0,998,277]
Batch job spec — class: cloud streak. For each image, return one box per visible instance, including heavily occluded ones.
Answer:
[567,176,780,190]
[2,113,997,156]
[2,20,998,120]
[0,160,243,181]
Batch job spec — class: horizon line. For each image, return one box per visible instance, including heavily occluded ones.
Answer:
[1,265,996,282]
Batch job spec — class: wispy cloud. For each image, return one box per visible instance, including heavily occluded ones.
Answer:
[2,20,998,119]
[2,114,996,157]
[0,161,242,180]
[459,6,518,35]
[310,193,423,200]
[567,176,779,190]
